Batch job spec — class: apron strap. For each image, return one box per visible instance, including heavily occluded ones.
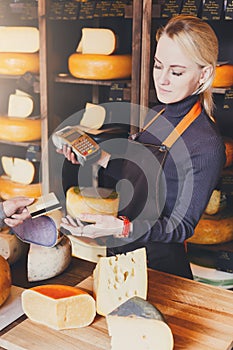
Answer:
[162,101,202,149]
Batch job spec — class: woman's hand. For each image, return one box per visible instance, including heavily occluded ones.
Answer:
[3,196,34,227]
[61,214,125,239]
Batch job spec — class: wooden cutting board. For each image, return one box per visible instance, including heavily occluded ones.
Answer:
[0,270,233,350]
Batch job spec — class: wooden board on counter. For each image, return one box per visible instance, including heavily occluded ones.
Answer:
[0,269,233,350]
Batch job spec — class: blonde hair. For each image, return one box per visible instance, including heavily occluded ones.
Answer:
[156,15,218,118]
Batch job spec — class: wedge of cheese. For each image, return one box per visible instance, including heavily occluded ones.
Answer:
[27,235,72,282]
[76,28,116,55]
[0,26,39,53]
[8,93,34,118]
[106,296,174,350]
[0,175,42,200]
[68,53,132,80]
[0,116,41,142]
[1,157,35,185]
[0,255,11,307]
[80,102,106,130]
[204,190,227,215]
[0,228,28,265]
[69,235,106,263]
[22,284,96,330]
[0,53,39,75]
[93,248,148,316]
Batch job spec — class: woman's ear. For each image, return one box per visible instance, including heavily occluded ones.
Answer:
[199,65,213,85]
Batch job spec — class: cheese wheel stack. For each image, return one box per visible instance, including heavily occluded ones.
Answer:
[0,27,39,75]
[68,28,132,80]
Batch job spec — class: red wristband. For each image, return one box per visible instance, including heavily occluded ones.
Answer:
[118,216,131,238]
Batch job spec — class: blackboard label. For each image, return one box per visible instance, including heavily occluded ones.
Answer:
[49,0,64,20]
[225,0,233,20]
[181,0,202,16]
[94,0,111,17]
[108,0,128,17]
[63,1,80,20]
[161,0,183,18]
[201,0,224,20]
[223,88,233,110]
[78,0,96,19]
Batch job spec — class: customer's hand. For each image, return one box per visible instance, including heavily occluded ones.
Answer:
[56,144,79,164]
[61,214,125,239]
[3,197,34,227]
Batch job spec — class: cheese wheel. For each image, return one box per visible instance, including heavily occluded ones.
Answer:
[106,297,174,350]
[0,175,42,200]
[0,228,28,265]
[27,235,72,282]
[0,255,11,307]
[212,64,233,88]
[0,52,39,75]
[22,284,96,330]
[0,116,41,142]
[68,53,132,80]
[66,187,119,219]
[188,215,233,244]
[0,26,39,53]
[93,248,147,316]
[224,137,233,168]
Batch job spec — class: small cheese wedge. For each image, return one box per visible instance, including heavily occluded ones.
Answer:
[93,248,148,316]
[27,235,72,282]
[80,102,106,130]
[76,28,116,55]
[0,26,39,53]
[204,189,227,215]
[1,157,35,185]
[8,93,34,118]
[69,235,106,263]
[0,255,11,307]
[22,284,96,330]
[0,228,28,265]
[106,297,174,350]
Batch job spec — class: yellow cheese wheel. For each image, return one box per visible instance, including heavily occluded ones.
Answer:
[0,116,41,142]
[68,53,132,80]
[212,64,233,88]
[0,53,39,75]
[0,175,42,200]
[66,187,119,219]
[0,255,11,307]
[223,137,233,168]
[187,215,233,245]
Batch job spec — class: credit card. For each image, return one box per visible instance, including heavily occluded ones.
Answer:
[27,192,62,218]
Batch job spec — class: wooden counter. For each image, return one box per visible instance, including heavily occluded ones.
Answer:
[0,257,233,350]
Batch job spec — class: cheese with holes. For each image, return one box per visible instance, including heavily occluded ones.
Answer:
[76,28,116,55]
[1,157,35,185]
[8,94,34,118]
[66,187,119,218]
[69,235,106,263]
[106,297,174,350]
[0,116,41,142]
[0,228,27,265]
[0,52,39,75]
[0,26,39,53]
[27,235,72,282]
[80,102,106,129]
[0,175,41,200]
[22,284,96,330]
[68,53,132,80]
[204,190,227,215]
[93,248,147,316]
[0,255,11,307]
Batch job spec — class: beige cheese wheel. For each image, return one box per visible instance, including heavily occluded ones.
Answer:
[188,215,233,245]
[0,175,42,200]
[66,187,119,218]
[22,284,96,330]
[0,255,11,307]
[0,52,39,75]
[0,116,41,142]
[0,228,28,265]
[68,53,132,80]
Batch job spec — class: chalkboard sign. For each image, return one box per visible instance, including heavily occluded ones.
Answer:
[161,0,183,18]
[225,0,233,19]
[94,0,111,17]
[63,1,79,20]
[78,0,96,19]
[109,83,127,102]
[109,0,128,17]
[181,0,202,16]
[49,0,64,20]
[201,0,224,20]
[223,89,233,110]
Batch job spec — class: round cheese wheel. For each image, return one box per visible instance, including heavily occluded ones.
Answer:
[22,284,96,330]
[0,116,41,142]
[68,53,132,80]
[0,175,42,200]
[212,64,233,88]
[66,187,119,219]
[188,215,233,245]
[0,255,11,307]
[223,137,233,168]
[0,52,39,75]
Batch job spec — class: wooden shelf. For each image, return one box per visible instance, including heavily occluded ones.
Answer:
[54,74,131,87]
[0,139,41,148]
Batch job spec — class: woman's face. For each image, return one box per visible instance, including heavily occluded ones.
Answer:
[153,34,204,104]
